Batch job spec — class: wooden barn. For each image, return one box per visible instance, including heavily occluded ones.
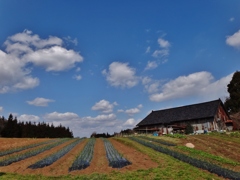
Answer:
[134,99,233,134]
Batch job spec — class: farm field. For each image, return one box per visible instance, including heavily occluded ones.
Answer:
[0,133,240,180]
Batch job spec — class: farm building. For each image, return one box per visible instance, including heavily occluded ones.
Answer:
[134,99,233,134]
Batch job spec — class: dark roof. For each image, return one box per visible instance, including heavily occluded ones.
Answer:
[136,99,224,127]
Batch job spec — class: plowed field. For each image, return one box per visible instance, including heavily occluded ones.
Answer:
[0,138,157,176]
[0,133,239,180]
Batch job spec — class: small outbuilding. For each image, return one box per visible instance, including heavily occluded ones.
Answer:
[134,99,232,134]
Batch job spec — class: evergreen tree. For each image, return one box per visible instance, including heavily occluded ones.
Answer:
[224,71,240,114]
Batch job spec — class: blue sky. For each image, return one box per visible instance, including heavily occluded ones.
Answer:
[0,0,240,137]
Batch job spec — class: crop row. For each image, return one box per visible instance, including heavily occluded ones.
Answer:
[129,137,240,180]
[28,138,84,169]
[139,136,176,146]
[102,138,131,168]
[69,138,95,171]
[0,138,70,166]
[0,139,57,157]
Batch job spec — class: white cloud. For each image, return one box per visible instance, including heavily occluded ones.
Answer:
[145,61,158,70]
[119,104,143,116]
[0,30,83,93]
[142,76,162,94]
[0,107,3,112]
[226,30,240,49]
[158,38,171,48]
[125,108,140,116]
[43,111,121,137]
[44,111,79,121]
[5,29,63,50]
[149,71,233,102]
[0,50,39,93]
[27,97,55,107]
[91,99,117,113]
[123,118,136,127]
[23,46,83,72]
[145,37,170,70]
[102,62,139,88]
[18,114,40,122]
[152,49,169,58]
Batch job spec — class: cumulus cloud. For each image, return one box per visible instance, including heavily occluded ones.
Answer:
[23,46,82,72]
[43,111,122,137]
[226,30,240,49]
[27,97,55,107]
[0,50,39,93]
[0,107,3,112]
[0,30,83,93]
[18,114,40,122]
[102,62,139,88]
[91,100,117,113]
[123,118,136,127]
[149,71,233,102]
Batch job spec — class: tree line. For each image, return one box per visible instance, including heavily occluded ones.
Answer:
[0,114,73,138]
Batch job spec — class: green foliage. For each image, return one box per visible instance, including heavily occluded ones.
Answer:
[229,131,240,137]
[139,136,176,146]
[165,133,186,138]
[185,123,194,134]
[224,71,240,114]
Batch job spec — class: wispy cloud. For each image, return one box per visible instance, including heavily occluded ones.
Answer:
[145,37,171,70]
[27,97,55,107]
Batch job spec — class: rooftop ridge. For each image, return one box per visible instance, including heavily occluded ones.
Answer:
[152,99,221,112]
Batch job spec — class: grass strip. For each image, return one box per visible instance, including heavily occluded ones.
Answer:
[139,136,176,146]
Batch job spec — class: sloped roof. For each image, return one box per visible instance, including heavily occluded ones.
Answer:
[136,99,223,127]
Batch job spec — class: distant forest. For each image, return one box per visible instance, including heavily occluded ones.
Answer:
[0,114,73,138]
